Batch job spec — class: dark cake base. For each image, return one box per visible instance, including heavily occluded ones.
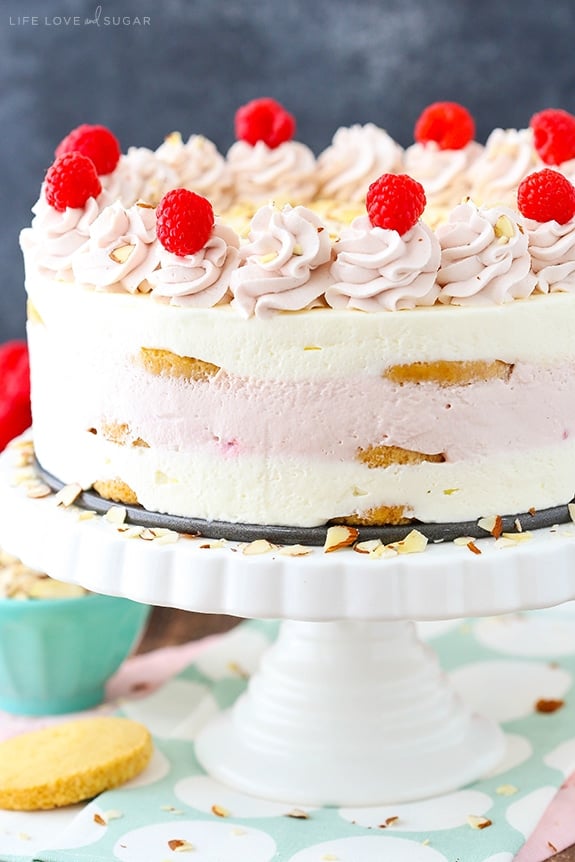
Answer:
[34,459,575,547]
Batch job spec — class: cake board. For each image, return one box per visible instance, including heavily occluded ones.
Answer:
[3,442,575,806]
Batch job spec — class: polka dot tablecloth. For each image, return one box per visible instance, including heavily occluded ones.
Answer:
[2,605,575,862]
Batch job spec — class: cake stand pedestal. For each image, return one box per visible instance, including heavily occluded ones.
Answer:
[3,447,575,805]
[195,618,502,805]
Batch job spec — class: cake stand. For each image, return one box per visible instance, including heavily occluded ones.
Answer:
[3,447,575,805]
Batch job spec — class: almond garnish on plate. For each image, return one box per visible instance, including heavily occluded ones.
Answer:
[323,525,359,553]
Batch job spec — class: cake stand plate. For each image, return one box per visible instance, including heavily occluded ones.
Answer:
[3,442,575,804]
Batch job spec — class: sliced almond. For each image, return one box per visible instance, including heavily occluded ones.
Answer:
[467,814,492,830]
[199,539,226,550]
[93,813,106,826]
[26,483,53,499]
[278,544,312,557]
[242,539,275,556]
[477,514,504,538]
[211,804,230,818]
[259,251,277,264]
[109,244,135,264]
[354,539,383,554]
[227,661,249,679]
[164,131,182,146]
[501,531,533,543]
[467,541,482,555]
[285,808,309,819]
[496,784,518,796]
[494,214,515,241]
[323,525,359,553]
[103,809,123,821]
[454,535,475,546]
[53,483,83,508]
[568,502,575,523]
[387,529,428,555]
[104,505,127,526]
[153,530,179,545]
[167,838,195,852]
[535,698,564,713]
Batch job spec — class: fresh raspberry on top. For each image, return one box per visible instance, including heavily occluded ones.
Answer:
[517,168,575,224]
[530,108,575,166]
[0,341,32,452]
[414,101,475,150]
[156,188,214,256]
[44,152,102,212]
[366,173,427,235]
[55,124,121,175]
[235,97,296,149]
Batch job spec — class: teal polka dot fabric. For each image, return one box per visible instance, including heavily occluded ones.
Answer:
[2,606,575,862]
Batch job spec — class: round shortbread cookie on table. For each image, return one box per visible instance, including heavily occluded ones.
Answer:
[0,716,152,810]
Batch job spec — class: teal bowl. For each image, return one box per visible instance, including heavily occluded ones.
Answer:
[0,593,150,715]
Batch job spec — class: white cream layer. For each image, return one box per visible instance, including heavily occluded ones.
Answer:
[25,273,575,378]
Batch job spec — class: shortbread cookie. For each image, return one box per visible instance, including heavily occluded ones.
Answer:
[0,716,152,810]
[139,347,220,380]
[92,478,139,505]
[332,504,412,526]
[384,359,513,387]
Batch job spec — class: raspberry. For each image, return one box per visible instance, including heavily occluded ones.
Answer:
[44,152,102,212]
[517,168,575,224]
[156,188,214,256]
[55,124,121,175]
[235,97,296,149]
[414,101,475,150]
[530,108,575,166]
[0,341,32,452]
[366,173,427,235]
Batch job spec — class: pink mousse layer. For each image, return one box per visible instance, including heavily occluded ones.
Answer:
[79,359,575,462]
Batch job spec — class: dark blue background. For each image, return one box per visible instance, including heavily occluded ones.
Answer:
[2,0,575,341]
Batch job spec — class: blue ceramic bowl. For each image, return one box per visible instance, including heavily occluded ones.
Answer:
[0,592,150,715]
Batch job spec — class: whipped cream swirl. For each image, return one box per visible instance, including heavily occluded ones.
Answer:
[467,128,540,208]
[403,141,483,208]
[19,188,110,280]
[230,204,332,317]
[102,146,179,207]
[326,215,441,311]
[436,202,537,305]
[226,140,318,204]
[524,215,575,293]
[151,221,240,307]
[72,201,161,292]
[316,123,404,202]
[155,132,234,213]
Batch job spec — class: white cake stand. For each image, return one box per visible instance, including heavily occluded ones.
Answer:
[3,445,575,805]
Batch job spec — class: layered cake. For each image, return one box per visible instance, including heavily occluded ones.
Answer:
[19,100,575,534]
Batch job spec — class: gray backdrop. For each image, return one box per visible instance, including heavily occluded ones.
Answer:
[2,0,575,342]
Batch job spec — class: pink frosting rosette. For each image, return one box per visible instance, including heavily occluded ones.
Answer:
[325,214,441,311]
[19,187,111,280]
[230,204,333,318]
[71,200,161,292]
[467,128,541,208]
[523,214,575,293]
[316,123,404,202]
[226,140,318,204]
[154,132,234,214]
[101,146,179,208]
[403,140,483,209]
[150,221,240,308]
[436,201,537,305]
